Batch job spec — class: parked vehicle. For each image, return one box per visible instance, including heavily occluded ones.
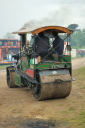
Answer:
[77,49,85,57]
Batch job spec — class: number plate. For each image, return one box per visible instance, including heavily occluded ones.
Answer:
[51,65,64,69]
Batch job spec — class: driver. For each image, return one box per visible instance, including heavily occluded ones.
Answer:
[32,32,50,58]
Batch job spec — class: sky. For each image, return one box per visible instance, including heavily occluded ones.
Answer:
[0,0,85,39]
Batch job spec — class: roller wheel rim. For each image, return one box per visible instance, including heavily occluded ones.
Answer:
[31,83,41,100]
[7,77,11,88]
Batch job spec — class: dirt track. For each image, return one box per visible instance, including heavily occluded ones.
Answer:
[72,57,85,70]
[0,57,85,128]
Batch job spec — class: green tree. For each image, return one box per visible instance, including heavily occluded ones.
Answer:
[68,24,79,30]
[73,29,85,48]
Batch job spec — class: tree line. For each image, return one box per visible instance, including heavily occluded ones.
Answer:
[71,29,85,49]
[67,24,85,49]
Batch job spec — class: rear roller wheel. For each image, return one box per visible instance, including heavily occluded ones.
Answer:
[7,70,16,88]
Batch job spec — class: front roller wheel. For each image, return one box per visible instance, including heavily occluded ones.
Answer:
[31,83,41,100]
[31,75,72,101]
[7,70,16,88]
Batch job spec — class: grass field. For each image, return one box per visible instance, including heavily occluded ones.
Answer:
[0,65,11,70]
[72,55,85,59]
[68,67,85,128]
[51,66,85,128]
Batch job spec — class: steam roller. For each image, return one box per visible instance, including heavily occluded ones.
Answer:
[6,25,74,101]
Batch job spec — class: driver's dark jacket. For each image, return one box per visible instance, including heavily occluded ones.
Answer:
[32,35,50,53]
[53,36,64,55]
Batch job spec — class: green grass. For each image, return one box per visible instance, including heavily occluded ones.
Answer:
[72,55,85,59]
[73,66,85,75]
[77,111,85,126]
[61,111,69,114]
[49,66,85,128]
[73,66,85,88]
[68,107,76,111]
[0,65,11,70]
[50,111,85,128]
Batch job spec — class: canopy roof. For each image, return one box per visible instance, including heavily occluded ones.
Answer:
[12,26,73,35]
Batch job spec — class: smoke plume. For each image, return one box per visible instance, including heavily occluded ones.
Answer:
[22,5,80,29]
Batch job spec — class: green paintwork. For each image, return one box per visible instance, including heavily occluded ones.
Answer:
[15,74,22,87]
[15,54,71,87]
[30,55,71,69]
[17,55,30,72]
[59,55,71,63]
[15,74,25,87]
[21,55,30,71]
[18,55,71,70]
